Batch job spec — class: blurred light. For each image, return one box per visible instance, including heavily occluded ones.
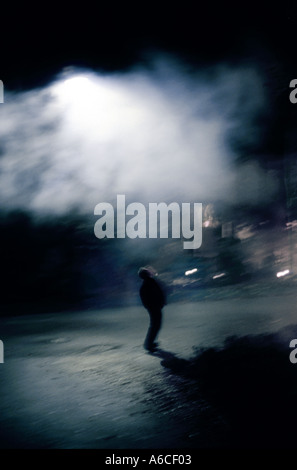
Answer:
[55,74,96,104]
[213,273,226,279]
[63,75,92,91]
[286,220,297,230]
[276,269,290,278]
[185,268,198,276]
[51,71,127,142]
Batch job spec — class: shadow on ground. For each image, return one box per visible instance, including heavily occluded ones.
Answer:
[152,325,297,448]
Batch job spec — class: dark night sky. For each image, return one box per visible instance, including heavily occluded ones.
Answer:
[1,1,296,89]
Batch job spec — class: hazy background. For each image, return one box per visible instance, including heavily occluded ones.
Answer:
[1,2,297,315]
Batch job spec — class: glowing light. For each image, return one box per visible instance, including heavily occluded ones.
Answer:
[53,74,98,104]
[213,273,226,279]
[51,71,144,144]
[185,268,198,276]
[63,75,92,91]
[276,269,290,278]
[52,73,100,118]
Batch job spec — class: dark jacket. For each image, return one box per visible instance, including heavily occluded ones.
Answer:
[140,277,166,311]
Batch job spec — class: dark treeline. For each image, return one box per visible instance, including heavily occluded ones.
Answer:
[0,210,150,315]
[0,211,83,314]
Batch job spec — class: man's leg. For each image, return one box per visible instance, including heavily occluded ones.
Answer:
[144,309,162,351]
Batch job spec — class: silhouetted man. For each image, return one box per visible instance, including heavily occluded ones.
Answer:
[138,267,166,353]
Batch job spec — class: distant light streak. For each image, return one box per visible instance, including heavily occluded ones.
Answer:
[276,269,290,278]
[213,273,226,279]
[185,268,198,276]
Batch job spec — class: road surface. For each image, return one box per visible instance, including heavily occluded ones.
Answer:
[1,294,297,448]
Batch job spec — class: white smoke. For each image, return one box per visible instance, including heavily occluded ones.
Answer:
[0,58,278,216]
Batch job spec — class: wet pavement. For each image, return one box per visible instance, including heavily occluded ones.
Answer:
[1,294,297,448]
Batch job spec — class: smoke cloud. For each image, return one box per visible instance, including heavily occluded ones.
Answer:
[0,58,278,216]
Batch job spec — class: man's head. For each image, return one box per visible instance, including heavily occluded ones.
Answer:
[138,267,153,279]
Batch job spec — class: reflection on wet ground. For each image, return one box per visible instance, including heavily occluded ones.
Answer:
[1,303,297,448]
[146,325,297,448]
